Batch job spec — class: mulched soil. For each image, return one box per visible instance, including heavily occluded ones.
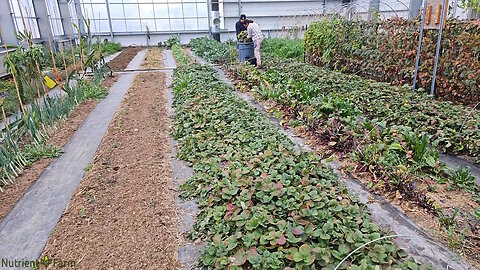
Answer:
[141,48,164,70]
[107,47,143,71]
[0,75,118,223]
[41,71,180,269]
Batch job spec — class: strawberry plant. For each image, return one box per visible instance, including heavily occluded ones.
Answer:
[172,63,430,269]
[168,35,190,66]
[189,37,236,65]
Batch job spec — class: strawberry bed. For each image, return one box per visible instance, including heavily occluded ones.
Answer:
[172,64,428,269]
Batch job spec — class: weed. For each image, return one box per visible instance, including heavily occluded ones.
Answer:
[80,207,86,218]
[85,163,93,171]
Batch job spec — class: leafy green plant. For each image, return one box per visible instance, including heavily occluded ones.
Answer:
[22,142,63,165]
[166,35,180,49]
[189,37,236,65]
[305,17,480,105]
[172,63,428,269]
[171,39,190,65]
[82,80,108,100]
[237,30,252,43]
[447,167,479,200]
[92,40,122,56]
[261,38,304,60]
[472,207,480,221]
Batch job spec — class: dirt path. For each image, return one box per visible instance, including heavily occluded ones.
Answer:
[108,47,143,71]
[41,71,179,269]
[0,76,119,223]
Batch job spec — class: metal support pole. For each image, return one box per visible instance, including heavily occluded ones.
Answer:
[105,0,114,40]
[430,0,448,96]
[412,0,428,92]
[304,24,307,63]
[207,0,212,37]
[211,0,220,41]
[238,0,242,17]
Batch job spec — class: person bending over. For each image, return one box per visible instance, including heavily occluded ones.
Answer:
[245,19,264,68]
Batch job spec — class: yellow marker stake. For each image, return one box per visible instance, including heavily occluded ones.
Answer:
[44,76,57,89]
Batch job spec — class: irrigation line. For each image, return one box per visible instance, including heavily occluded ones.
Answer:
[333,234,466,270]
[334,235,407,270]
[458,101,480,133]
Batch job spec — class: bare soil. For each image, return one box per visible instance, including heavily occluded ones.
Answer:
[41,72,179,269]
[108,47,143,71]
[141,48,164,69]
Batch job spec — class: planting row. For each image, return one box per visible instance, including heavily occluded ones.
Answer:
[189,37,480,164]
[188,37,480,265]
[166,36,190,66]
[305,18,480,104]
[0,23,112,191]
[172,63,428,269]
[2,37,120,116]
[228,58,480,263]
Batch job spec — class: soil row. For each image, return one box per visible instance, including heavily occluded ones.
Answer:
[41,70,179,269]
[108,47,143,71]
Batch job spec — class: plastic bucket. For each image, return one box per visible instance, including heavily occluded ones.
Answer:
[238,42,254,62]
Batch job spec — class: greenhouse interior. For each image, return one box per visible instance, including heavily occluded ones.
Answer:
[0,0,479,269]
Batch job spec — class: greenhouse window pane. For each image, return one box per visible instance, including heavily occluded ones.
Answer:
[126,19,142,31]
[138,4,155,18]
[89,3,108,19]
[141,19,156,31]
[170,18,184,30]
[123,4,140,18]
[81,4,94,18]
[169,4,183,18]
[154,4,169,18]
[51,20,65,36]
[183,3,197,17]
[155,19,170,31]
[198,17,208,30]
[10,0,36,17]
[14,18,26,33]
[91,20,110,33]
[184,18,198,30]
[111,19,127,32]
[109,4,125,19]
[197,3,208,17]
